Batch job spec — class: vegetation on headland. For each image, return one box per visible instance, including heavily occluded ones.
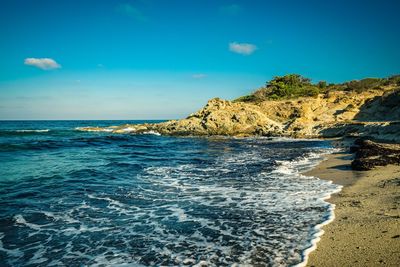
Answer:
[234,74,400,102]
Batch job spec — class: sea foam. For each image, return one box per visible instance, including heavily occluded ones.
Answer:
[0,133,341,266]
[15,129,50,132]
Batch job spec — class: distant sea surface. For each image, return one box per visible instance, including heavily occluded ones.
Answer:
[0,120,340,266]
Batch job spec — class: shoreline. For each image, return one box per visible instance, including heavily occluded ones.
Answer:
[304,150,400,266]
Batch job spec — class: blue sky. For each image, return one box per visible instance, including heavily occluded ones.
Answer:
[0,0,399,120]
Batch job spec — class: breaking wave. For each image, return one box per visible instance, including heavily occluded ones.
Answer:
[0,121,341,266]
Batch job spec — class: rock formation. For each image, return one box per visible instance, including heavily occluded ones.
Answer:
[351,138,400,170]
[78,87,400,142]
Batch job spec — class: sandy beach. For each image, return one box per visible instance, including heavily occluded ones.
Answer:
[306,151,400,266]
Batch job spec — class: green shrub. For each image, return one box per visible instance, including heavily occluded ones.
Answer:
[318,81,327,89]
[263,74,320,99]
[233,95,256,102]
[388,75,400,86]
[344,78,383,92]
[234,74,399,103]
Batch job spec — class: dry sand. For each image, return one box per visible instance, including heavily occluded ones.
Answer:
[305,152,400,266]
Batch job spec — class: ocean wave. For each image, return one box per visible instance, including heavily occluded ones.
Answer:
[273,148,340,175]
[74,126,162,136]
[118,126,136,132]
[0,129,50,136]
[15,129,50,133]
[0,141,62,152]
[0,232,24,259]
[138,145,341,266]
[0,135,342,266]
[273,148,343,267]
[75,127,114,132]
[295,184,343,267]
[142,130,161,136]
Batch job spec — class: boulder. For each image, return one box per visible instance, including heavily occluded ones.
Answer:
[351,139,400,170]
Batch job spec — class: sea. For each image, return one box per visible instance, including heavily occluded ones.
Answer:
[0,120,341,267]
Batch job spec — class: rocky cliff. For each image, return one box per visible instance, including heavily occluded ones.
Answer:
[78,86,400,141]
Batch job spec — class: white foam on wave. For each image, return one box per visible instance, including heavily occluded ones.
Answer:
[15,129,50,133]
[233,136,324,143]
[266,146,345,267]
[295,184,343,267]
[4,138,343,266]
[120,127,137,132]
[75,127,114,132]
[272,161,295,175]
[169,205,188,222]
[74,126,162,136]
[43,211,81,224]
[273,148,340,175]
[137,143,343,266]
[87,194,125,207]
[14,214,43,231]
[142,130,161,136]
[87,194,132,215]
[284,148,343,267]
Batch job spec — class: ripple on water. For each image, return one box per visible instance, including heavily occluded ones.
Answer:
[0,131,340,266]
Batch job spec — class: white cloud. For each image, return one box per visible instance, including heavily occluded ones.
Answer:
[229,42,257,55]
[24,58,61,70]
[192,74,207,79]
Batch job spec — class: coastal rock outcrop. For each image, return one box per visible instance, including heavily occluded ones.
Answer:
[351,139,400,170]
[78,87,400,141]
[155,98,284,136]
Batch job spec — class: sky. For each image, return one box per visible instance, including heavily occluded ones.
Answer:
[0,0,399,120]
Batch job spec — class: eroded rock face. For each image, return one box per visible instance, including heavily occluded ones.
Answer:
[351,139,400,170]
[355,90,400,121]
[77,88,400,141]
[155,98,284,136]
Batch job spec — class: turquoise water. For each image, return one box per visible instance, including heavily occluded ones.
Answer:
[0,120,339,266]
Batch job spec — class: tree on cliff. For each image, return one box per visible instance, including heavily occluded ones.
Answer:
[235,74,400,103]
[237,74,320,102]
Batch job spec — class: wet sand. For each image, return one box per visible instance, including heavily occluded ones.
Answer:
[305,152,400,266]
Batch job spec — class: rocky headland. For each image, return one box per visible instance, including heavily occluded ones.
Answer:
[79,80,400,140]
[78,74,400,265]
[78,74,400,169]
